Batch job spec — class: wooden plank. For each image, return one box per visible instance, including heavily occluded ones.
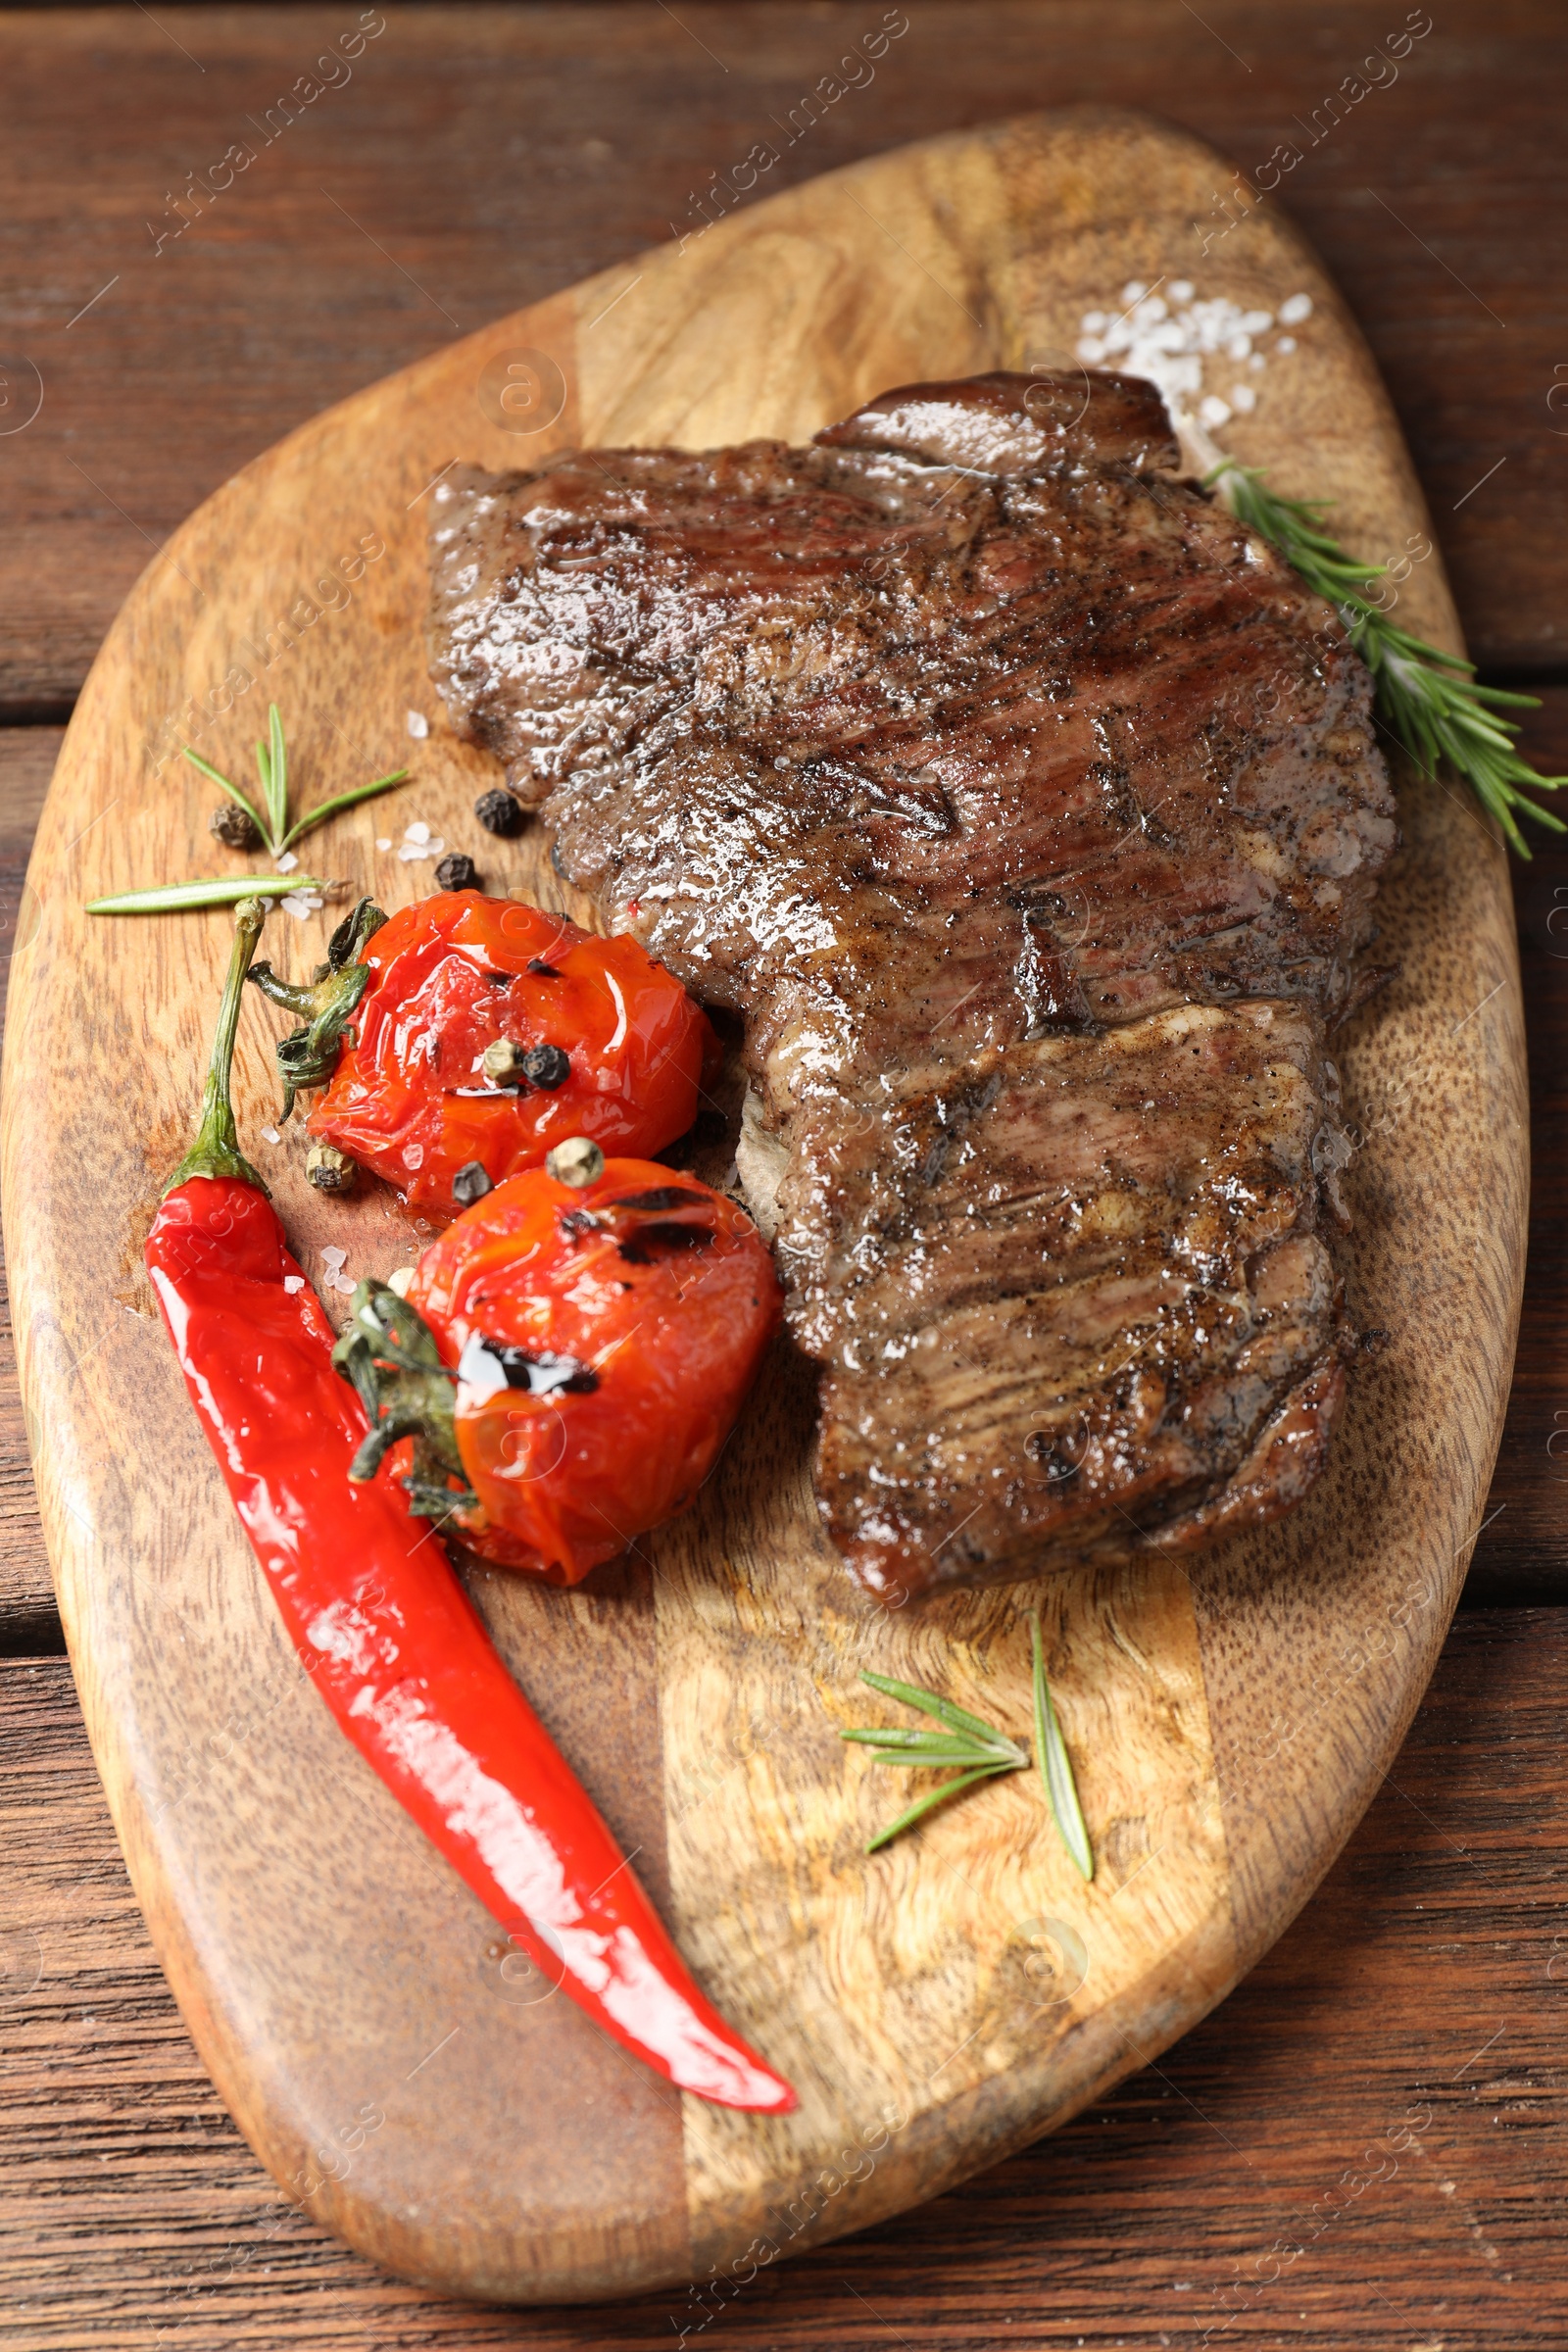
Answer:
[4,1609,1565,2347]
[0,2,1563,704]
[0,733,58,1649]
[2,107,1527,2298]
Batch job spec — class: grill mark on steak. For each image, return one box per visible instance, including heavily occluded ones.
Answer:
[429,370,1396,1603]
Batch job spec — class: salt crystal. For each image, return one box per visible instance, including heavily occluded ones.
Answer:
[1226,333,1252,361]
[1168,279,1195,303]
[1076,336,1106,364]
[407,710,429,740]
[1121,279,1147,305]
[283,1274,305,1295]
[331,1272,358,1296]
[1278,292,1313,325]
[280,892,322,920]
[1239,309,1274,335]
[1276,334,1297,355]
[1080,309,1106,333]
[1250,353,1266,371]
[261,1125,281,1145]
[1199,394,1232,428]
[275,850,299,873]
[321,1246,348,1267]
[405,820,431,844]
[1230,383,1257,414]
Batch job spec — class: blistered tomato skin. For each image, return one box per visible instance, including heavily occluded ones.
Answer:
[306,893,714,1222]
[409,1158,782,1584]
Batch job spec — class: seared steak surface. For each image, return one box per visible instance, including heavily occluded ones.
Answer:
[428,372,1396,1603]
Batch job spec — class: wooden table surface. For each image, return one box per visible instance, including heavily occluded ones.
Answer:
[1,6,1565,2344]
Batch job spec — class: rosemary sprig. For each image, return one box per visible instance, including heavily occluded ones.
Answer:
[1030,1612,1093,1883]
[842,1670,1028,1852]
[183,703,409,859]
[87,873,332,916]
[1209,460,1566,858]
[843,1649,1096,1879]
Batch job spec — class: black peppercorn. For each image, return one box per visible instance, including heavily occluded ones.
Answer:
[520,1043,571,1090]
[452,1159,493,1207]
[474,788,526,838]
[209,803,264,853]
[435,852,480,892]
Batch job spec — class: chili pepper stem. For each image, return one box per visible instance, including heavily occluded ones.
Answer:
[165,900,270,1198]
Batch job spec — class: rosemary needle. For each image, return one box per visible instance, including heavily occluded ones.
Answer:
[1209,459,1566,858]
[87,874,332,916]
[1030,1612,1094,1883]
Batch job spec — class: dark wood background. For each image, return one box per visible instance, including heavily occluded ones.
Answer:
[2,5,1566,2344]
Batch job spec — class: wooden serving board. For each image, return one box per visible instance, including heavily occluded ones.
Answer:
[0,110,1525,2304]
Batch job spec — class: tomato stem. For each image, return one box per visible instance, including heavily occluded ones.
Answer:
[247,896,387,1120]
[333,1277,478,1521]
[164,900,270,1198]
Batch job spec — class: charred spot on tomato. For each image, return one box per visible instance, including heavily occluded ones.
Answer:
[612,1188,709,1212]
[618,1222,715,1264]
[473,1339,600,1396]
[520,1043,571,1090]
[483,970,513,989]
[526,957,561,977]
[558,1206,603,1242]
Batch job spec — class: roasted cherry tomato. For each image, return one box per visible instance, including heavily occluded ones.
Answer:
[408,1157,780,1582]
[306,893,715,1222]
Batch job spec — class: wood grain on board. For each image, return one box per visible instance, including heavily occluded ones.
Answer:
[0,3,1564,707]
[0,109,1527,2299]
[4,1614,1565,2351]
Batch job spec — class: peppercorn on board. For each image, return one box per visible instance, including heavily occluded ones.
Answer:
[0,110,1524,2302]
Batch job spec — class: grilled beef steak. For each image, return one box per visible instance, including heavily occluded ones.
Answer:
[428,371,1396,1603]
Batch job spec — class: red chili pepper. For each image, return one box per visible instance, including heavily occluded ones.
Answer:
[252,891,715,1223]
[144,902,795,2113]
[338,1155,781,1585]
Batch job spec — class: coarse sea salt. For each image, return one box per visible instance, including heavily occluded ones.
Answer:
[1075,283,1313,438]
[407,710,429,739]
[283,1274,305,1295]
[321,1247,348,1268]
[275,850,299,873]
[261,1125,281,1145]
[280,891,323,920]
